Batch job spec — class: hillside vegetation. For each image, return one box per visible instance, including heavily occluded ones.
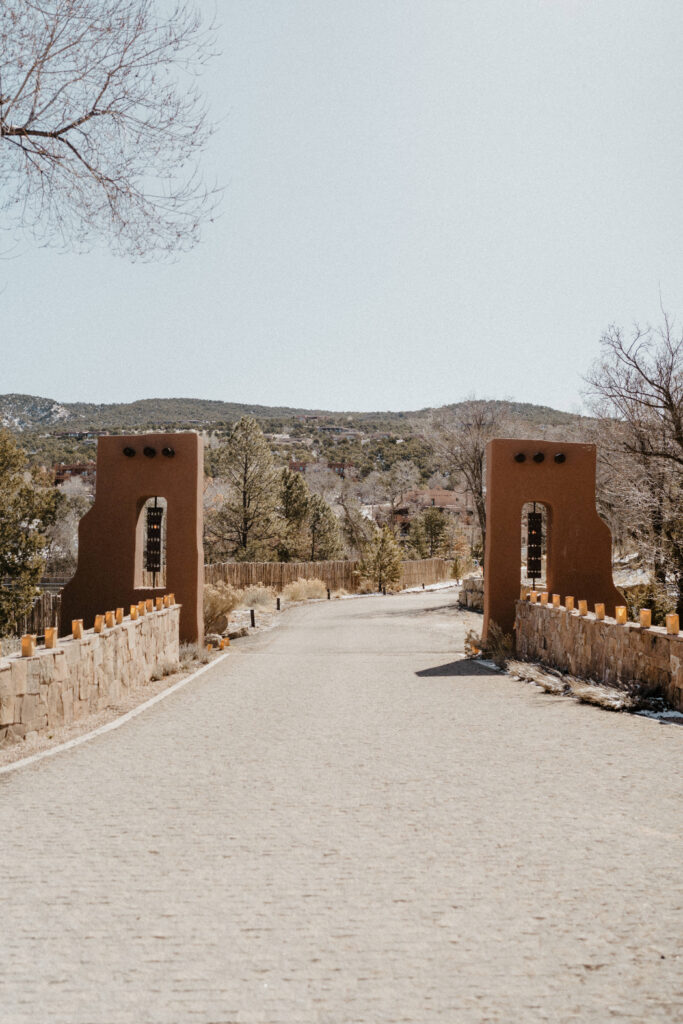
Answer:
[1,392,581,434]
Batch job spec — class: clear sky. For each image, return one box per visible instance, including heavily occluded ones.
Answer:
[2,0,683,413]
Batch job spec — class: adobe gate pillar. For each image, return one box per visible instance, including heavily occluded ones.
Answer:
[61,432,204,643]
[483,439,624,640]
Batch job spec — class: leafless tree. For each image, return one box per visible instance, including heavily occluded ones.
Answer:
[421,400,511,555]
[585,314,683,614]
[304,464,341,503]
[0,0,217,257]
[585,314,683,465]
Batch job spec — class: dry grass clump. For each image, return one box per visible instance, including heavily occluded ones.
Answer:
[282,578,328,602]
[180,641,210,666]
[569,681,635,711]
[507,660,569,695]
[508,659,639,710]
[464,621,513,667]
[241,584,277,609]
[150,658,180,682]
[204,582,244,633]
[333,588,348,599]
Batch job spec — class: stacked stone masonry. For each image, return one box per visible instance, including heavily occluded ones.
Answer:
[0,606,180,745]
[515,600,683,712]
[458,576,484,611]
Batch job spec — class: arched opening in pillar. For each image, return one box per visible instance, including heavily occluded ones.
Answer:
[136,496,168,590]
[521,501,548,592]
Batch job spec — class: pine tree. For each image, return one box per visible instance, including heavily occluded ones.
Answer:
[308,494,342,561]
[277,468,310,561]
[359,526,403,592]
[421,507,447,557]
[407,516,429,559]
[0,431,58,634]
[208,417,277,560]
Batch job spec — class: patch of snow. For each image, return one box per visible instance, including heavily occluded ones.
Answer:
[402,580,460,593]
[636,709,683,720]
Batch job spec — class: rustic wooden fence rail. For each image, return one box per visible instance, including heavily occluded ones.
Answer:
[11,558,454,637]
[204,558,454,592]
[13,591,62,637]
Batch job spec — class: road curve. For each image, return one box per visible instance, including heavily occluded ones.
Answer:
[1,590,682,1023]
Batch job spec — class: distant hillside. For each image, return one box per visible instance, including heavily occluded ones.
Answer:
[0,394,71,431]
[0,393,583,434]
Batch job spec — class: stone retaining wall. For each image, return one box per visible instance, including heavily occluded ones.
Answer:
[515,600,683,711]
[0,606,180,745]
[459,577,484,611]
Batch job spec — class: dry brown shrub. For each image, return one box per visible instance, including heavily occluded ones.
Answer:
[569,680,635,711]
[241,584,277,609]
[507,660,569,695]
[508,658,648,710]
[179,641,210,666]
[203,583,244,633]
[464,621,513,667]
[282,578,328,602]
[150,658,180,682]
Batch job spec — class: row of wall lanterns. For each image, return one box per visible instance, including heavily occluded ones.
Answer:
[526,590,680,634]
[514,452,566,463]
[122,446,175,458]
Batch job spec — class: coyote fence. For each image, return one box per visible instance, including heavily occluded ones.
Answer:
[9,558,454,638]
[204,558,454,593]
[13,591,62,637]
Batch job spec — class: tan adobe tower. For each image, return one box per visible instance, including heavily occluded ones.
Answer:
[483,438,624,639]
[61,432,204,643]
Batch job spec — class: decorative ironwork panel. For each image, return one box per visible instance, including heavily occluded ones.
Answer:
[145,505,164,573]
[527,510,542,578]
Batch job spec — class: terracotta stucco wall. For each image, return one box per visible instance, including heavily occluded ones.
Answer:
[484,439,624,638]
[61,432,203,642]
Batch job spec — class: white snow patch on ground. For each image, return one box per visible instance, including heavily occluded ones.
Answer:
[401,580,461,593]
[636,709,683,721]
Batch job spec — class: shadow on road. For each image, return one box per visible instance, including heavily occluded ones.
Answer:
[416,659,501,678]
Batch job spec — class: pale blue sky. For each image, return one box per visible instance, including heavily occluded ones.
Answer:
[2,0,683,412]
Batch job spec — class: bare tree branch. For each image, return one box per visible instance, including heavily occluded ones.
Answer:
[0,0,219,258]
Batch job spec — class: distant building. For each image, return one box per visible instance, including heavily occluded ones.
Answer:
[386,487,476,536]
[53,462,97,487]
[289,459,308,473]
[52,431,99,440]
[402,487,469,513]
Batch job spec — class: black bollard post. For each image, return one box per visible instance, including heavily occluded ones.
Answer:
[327,588,331,600]
[250,608,255,628]
[276,597,281,611]
[382,586,387,596]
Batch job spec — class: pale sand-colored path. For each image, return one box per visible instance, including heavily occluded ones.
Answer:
[0,591,681,1023]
